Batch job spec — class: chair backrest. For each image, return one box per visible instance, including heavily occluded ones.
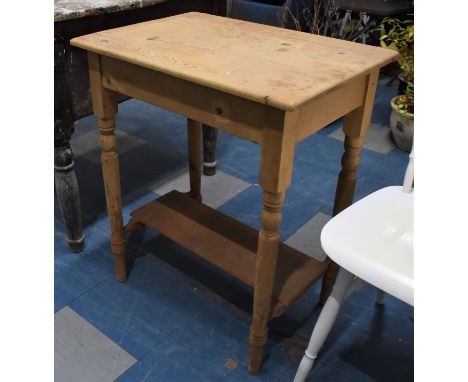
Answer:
[402,147,414,193]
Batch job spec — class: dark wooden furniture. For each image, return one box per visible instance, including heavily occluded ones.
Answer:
[71,12,397,373]
[54,0,225,251]
[336,0,413,16]
[335,0,413,44]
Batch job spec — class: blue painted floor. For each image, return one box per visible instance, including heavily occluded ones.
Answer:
[55,73,414,381]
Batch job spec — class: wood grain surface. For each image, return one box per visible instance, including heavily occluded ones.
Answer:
[131,190,329,318]
[71,12,398,111]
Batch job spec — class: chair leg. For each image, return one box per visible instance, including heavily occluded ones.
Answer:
[375,289,385,305]
[293,268,355,382]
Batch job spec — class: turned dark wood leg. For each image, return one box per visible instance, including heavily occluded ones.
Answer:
[54,30,85,252]
[201,0,225,177]
[54,138,85,252]
[202,124,217,176]
[188,119,203,201]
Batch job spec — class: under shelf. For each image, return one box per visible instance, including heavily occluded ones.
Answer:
[131,190,329,318]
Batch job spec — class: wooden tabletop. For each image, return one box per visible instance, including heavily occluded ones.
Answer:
[71,12,397,111]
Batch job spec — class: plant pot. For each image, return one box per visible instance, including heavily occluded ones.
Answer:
[390,96,414,152]
[398,73,409,95]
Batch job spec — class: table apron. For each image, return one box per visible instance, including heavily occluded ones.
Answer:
[294,74,368,142]
[99,55,286,144]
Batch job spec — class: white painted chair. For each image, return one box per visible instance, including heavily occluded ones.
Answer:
[293,149,414,382]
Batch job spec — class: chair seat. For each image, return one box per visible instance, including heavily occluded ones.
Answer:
[321,186,414,305]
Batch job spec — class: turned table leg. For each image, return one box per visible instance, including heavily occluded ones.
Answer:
[249,115,296,374]
[249,190,285,373]
[100,117,127,281]
[188,119,202,201]
[54,138,85,252]
[319,135,364,303]
[202,124,217,176]
[88,52,127,282]
[320,69,380,304]
[54,31,85,252]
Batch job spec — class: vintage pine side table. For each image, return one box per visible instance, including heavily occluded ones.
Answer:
[71,12,397,374]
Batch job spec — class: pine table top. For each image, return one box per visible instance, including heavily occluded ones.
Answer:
[71,12,398,111]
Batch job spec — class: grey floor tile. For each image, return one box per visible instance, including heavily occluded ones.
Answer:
[71,129,146,164]
[285,212,331,262]
[55,306,136,382]
[150,169,251,208]
[329,122,395,155]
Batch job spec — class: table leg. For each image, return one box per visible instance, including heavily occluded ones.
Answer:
[249,115,296,374]
[249,190,285,373]
[203,0,224,178]
[202,124,217,176]
[188,119,202,201]
[54,31,85,252]
[88,52,127,282]
[319,134,364,303]
[100,117,127,282]
[55,138,85,252]
[320,69,380,304]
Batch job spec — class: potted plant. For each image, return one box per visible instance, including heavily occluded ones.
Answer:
[380,16,414,152]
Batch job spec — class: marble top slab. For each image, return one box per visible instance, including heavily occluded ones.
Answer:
[55,0,170,22]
